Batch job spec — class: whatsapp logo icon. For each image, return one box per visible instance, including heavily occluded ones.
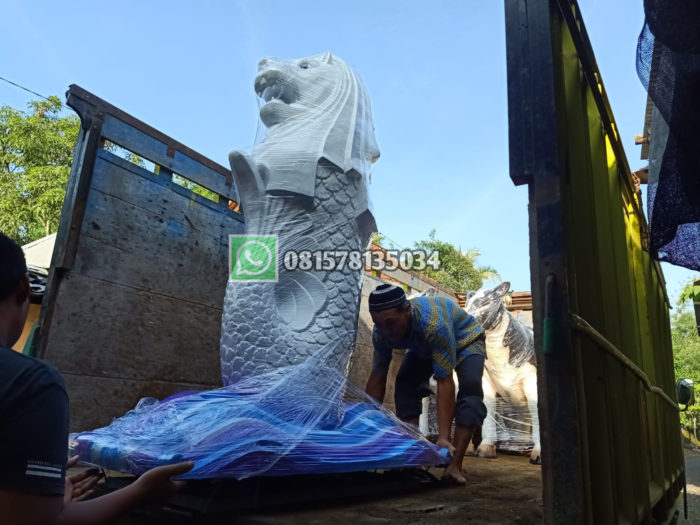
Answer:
[229,235,278,282]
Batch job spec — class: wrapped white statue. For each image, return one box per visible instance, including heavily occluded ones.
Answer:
[69,54,450,480]
[466,283,541,464]
[220,52,380,385]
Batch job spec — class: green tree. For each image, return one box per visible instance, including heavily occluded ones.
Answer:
[171,173,219,203]
[0,97,79,244]
[672,280,700,383]
[371,233,384,245]
[462,248,501,284]
[671,279,700,444]
[414,229,500,292]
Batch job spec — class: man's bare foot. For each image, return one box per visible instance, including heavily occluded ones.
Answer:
[443,465,466,485]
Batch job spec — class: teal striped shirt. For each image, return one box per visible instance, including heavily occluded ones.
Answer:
[372,296,485,379]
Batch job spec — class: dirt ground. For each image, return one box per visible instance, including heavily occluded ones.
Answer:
[246,456,542,525]
[215,455,542,525]
[225,447,700,525]
[74,446,700,524]
[684,447,700,524]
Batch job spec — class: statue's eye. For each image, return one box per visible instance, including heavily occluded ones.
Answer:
[299,62,310,70]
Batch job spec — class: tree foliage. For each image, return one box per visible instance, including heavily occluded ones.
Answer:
[171,173,219,203]
[0,97,79,244]
[672,280,700,382]
[413,229,500,292]
[671,279,700,442]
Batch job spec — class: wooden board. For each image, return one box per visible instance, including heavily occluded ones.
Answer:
[64,372,215,433]
[101,115,238,202]
[39,86,244,432]
[72,153,240,309]
[45,273,222,387]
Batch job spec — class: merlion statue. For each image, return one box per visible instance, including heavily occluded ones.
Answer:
[220,52,379,385]
[68,56,449,479]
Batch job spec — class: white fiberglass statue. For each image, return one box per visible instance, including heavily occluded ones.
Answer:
[220,52,380,385]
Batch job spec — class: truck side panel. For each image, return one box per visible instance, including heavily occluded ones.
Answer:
[38,86,244,432]
[505,1,684,523]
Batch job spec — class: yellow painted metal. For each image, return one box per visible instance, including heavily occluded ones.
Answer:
[551,3,683,522]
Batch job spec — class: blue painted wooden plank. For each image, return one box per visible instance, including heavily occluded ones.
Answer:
[101,115,239,202]
[95,149,243,225]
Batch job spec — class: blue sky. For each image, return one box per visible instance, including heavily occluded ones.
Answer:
[1,0,696,302]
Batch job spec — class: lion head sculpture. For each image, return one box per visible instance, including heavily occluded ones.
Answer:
[248,51,380,199]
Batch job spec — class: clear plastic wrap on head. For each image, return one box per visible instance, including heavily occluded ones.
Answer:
[251,51,379,200]
[466,282,535,368]
[220,52,379,385]
[70,53,451,479]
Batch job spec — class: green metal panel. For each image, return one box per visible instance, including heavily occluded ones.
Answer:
[505,0,685,522]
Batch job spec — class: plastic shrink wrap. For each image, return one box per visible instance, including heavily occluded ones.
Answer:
[70,345,448,478]
[70,52,449,478]
[466,282,540,458]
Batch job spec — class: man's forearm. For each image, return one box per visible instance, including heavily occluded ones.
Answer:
[436,375,456,441]
[56,483,144,525]
[2,484,146,525]
[365,370,387,404]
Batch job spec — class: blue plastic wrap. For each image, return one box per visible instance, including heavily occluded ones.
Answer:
[69,345,449,479]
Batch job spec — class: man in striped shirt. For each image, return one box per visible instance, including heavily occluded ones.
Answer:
[365,283,486,484]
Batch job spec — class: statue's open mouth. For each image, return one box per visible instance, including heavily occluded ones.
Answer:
[261,84,285,103]
[255,71,296,104]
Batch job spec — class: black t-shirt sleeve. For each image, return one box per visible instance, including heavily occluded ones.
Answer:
[0,364,69,495]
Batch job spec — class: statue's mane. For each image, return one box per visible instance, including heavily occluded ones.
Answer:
[252,52,380,198]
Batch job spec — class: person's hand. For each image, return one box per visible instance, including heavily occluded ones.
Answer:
[64,455,103,503]
[436,438,456,457]
[132,461,195,503]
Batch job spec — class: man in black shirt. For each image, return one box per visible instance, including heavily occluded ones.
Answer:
[1,332,71,495]
[0,232,193,524]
